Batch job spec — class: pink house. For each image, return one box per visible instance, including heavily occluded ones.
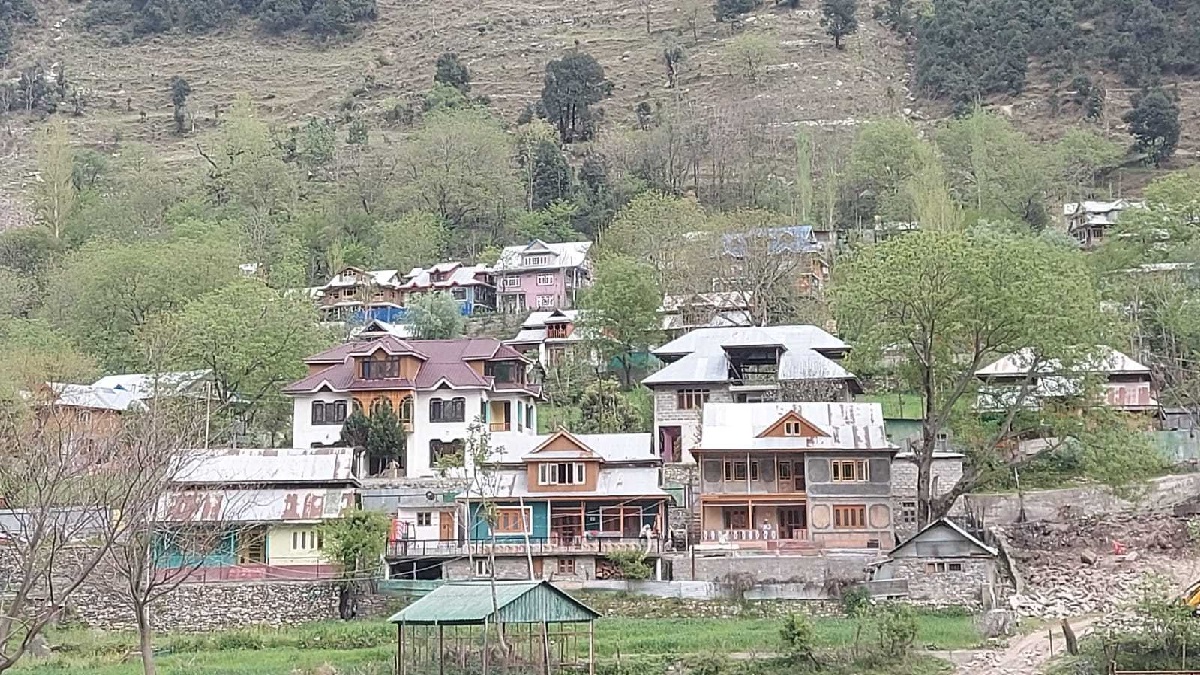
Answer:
[492,240,593,313]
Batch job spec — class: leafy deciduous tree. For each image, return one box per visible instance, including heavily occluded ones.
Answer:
[541,51,613,144]
[405,291,466,339]
[579,255,662,387]
[820,0,858,49]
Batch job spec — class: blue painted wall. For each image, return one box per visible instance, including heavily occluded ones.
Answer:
[468,501,549,541]
[153,529,239,568]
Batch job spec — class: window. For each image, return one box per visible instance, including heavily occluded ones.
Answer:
[502,277,521,289]
[523,254,551,266]
[722,508,749,530]
[778,462,791,480]
[832,505,866,529]
[536,295,556,307]
[291,530,323,550]
[536,274,554,286]
[452,287,467,300]
[238,529,266,564]
[898,501,917,526]
[370,396,392,414]
[399,397,413,424]
[526,403,534,430]
[538,462,586,485]
[430,439,464,467]
[495,507,532,534]
[517,401,524,430]
[948,562,964,572]
[831,460,870,482]
[430,397,466,423]
[474,558,492,577]
[311,400,347,425]
[416,512,432,527]
[546,323,570,339]
[599,507,623,533]
[925,561,963,573]
[783,421,803,436]
[361,356,401,380]
[722,460,748,481]
[557,558,576,575]
[486,361,519,383]
[676,389,711,410]
[750,461,760,481]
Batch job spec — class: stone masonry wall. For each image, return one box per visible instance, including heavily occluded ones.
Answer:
[673,552,879,586]
[891,558,994,607]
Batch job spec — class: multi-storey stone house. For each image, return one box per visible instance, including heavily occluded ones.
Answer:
[283,335,542,477]
[642,325,858,463]
[493,240,592,313]
[692,401,898,552]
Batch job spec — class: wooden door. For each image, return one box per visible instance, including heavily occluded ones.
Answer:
[439,512,454,541]
[778,507,807,539]
[532,558,544,579]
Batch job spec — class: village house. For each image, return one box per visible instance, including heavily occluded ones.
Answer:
[975,346,1159,416]
[659,292,753,338]
[492,240,592,313]
[399,262,496,315]
[283,335,542,477]
[504,309,588,368]
[1064,199,1145,248]
[870,518,1002,607]
[888,452,966,539]
[718,225,830,297]
[384,430,669,581]
[315,267,406,323]
[692,401,898,552]
[153,448,358,581]
[91,370,213,403]
[643,325,857,463]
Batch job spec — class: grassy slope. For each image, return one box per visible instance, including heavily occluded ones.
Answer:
[11,615,981,674]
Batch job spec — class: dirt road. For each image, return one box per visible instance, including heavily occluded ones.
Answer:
[933,617,1098,675]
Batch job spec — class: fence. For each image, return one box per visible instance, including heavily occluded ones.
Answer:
[386,536,661,558]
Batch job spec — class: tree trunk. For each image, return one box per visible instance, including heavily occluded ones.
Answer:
[915,426,936,528]
[135,601,157,675]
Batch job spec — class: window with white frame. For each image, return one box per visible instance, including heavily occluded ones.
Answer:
[831,459,870,482]
[291,530,323,550]
[536,274,554,286]
[537,462,586,485]
[536,295,556,307]
[502,277,521,289]
[473,558,492,577]
[416,512,432,526]
[523,254,551,267]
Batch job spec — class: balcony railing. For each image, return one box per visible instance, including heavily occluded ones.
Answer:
[489,421,511,432]
[386,536,662,558]
[702,529,809,542]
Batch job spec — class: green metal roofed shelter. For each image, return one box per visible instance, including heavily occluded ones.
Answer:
[388,580,600,675]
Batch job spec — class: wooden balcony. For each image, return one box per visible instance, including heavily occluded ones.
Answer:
[489,421,511,432]
[386,536,662,558]
[702,529,809,542]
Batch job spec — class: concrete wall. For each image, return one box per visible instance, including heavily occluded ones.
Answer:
[266,525,325,566]
[653,386,733,462]
[291,394,348,448]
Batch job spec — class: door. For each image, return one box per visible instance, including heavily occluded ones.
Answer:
[778,507,807,540]
[532,558,544,579]
[793,461,807,492]
[439,512,454,541]
[658,426,681,462]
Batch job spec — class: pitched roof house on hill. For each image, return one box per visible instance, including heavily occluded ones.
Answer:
[642,325,858,462]
[492,240,593,313]
[284,335,542,477]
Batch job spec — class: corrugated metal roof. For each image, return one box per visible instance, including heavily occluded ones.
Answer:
[174,448,357,484]
[402,262,493,289]
[157,488,355,523]
[975,345,1150,377]
[92,371,211,400]
[47,383,146,411]
[388,580,599,625]
[697,402,895,452]
[642,347,850,385]
[652,325,847,358]
[494,241,592,272]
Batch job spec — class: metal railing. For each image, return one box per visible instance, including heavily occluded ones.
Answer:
[386,536,662,558]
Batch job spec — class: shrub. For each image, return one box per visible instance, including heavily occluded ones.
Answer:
[875,602,918,658]
[840,585,872,617]
[780,613,818,666]
[605,550,653,580]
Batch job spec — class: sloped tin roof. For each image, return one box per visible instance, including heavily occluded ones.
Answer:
[388,580,599,625]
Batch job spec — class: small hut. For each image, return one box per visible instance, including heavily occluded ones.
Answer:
[389,580,600,675]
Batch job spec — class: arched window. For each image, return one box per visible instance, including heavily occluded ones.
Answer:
[399,396,413,423]
[371,397,392,415]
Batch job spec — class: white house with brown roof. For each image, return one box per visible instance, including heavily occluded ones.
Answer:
[284,336,542,477]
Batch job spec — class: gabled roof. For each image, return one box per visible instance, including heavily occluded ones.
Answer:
[756,410,828,438]
[642,346,852,385]
[388,581,599,625]
[92,371,211,400]
[46,383,146,412]
[401,262,493,290]
[722,225,822,257]
[888,517,997,558]
[696,402,894,452]
[321,266,403,290]
[652,325,848,359]
[354,319,414,340]
[284,338,538,395]
[494,240,592,272]
[522,430,602,460]
[975,346,1150,378]
[157,488,355,523]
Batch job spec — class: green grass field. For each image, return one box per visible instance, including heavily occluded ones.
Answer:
[10,614,981,675]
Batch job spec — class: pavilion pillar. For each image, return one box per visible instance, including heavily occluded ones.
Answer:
[397,622,405,675]
[588,621,595,675]
[438,624,445,675]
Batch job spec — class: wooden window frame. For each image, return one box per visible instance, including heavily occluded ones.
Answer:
[832,505,867,529]
[557,558,577,575]
[416,512,432,527]
[495,507,533,534]
[537,462,586,486]
[722,460,748,481]
[783,420,803,436]
[831,460,870,482]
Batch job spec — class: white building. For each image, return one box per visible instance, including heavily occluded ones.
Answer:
[504,309,590,368]
[1064,199,1145,248]
[283,335,542,477]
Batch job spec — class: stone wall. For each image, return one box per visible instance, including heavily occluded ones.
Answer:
[952,472,1200,525]
[889,558,995,607]
[70,581,344,632]
[671,552,879,588]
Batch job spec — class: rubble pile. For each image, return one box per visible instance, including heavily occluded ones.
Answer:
[1001,512,1195,618]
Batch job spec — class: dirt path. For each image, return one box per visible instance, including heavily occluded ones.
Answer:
[944,617,1099,675]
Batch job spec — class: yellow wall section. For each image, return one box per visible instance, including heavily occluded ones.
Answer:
[267,525,327,566]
